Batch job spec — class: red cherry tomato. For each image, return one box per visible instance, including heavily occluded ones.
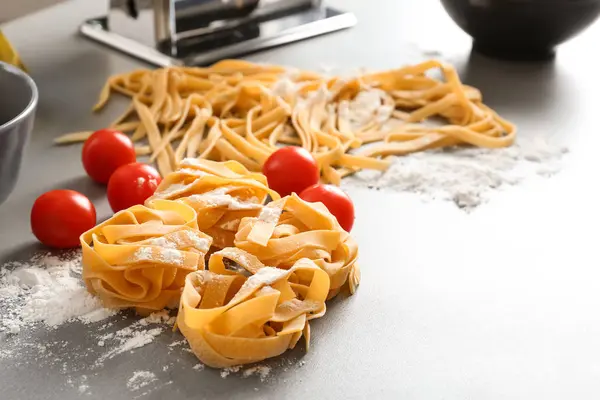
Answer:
[107,163,162,213]
[262,147,320,197]
[31,190,97,248]
[82,128,136,184]
[299,184,355,232]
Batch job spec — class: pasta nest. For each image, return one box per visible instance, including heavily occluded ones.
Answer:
[147,158,279,249]
[234,193,360,299]
[177,247,330,368]
[80,199,212,312]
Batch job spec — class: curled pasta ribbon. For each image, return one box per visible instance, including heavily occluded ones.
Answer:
[55,59,516,185]
[80,199,213,313]
[177,247,330,368]
[234,193,359,299]
[146,158,280,249]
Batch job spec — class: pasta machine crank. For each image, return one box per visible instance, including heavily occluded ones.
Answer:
[79,0,356,67]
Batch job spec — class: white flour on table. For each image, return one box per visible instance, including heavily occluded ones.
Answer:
[94,310,175,366]
[220,364,272,380]
[219,364,271,381]
[0,251,117,333]
[343,136,568,209]
[242,365,272,381]
[0,251,180,396]
[127,370,157,391]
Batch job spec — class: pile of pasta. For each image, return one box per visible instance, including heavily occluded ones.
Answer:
[147,157,279,249]
[80,158,360,368]
[56,59,516,184]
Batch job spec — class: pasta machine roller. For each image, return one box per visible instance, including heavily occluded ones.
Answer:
[79,0,356,67]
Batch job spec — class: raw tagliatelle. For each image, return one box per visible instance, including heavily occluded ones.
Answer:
[80,199,212,312]
[147,158,280,249]
[234,193,359,299]
[80,158,362,368]
[54,59,516,184]
[177,247,330,368]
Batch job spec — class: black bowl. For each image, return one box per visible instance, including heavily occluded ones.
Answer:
[440,0,600,60]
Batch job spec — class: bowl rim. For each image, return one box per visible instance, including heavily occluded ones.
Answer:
[0,61,38,133]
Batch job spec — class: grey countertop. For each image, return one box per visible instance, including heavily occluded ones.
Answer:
[2,0,600,399]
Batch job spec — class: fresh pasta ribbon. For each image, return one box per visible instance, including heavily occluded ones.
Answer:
[234,193,359,299]
[54,59,517,185]
[146,158,280,249]
[79,158,361,369]
[80,199,212,312]
[177,247,330,368]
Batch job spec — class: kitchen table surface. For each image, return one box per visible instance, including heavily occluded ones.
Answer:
[2,0,600,399]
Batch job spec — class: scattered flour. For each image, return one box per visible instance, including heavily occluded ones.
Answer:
[148,231,211,253]
[153,182,193,198]
[243,365,272,381]
[79,308,118,324]
[161,248,184,265]
[343,136,568,209]
[97,327,163,363]
[0,252,117,333]
[241,267,287,292]
[127,371,157,391]
[220,365,241,378]
[177,167,207,177]
[186,186,262,211]
[257,205,282,224]
[219,219,241,231]
[219,364,272,381]
[338,88,393,130]
[193,363,205,371]
[133,247,184,266]
[78,384,89,395]
[95,311,175,365]
[0,252,179,399]
[168,339,187,348]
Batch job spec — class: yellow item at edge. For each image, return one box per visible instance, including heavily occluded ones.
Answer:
[0,31,26,71]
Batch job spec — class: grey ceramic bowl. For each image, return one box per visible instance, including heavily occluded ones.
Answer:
[0,61,38,204]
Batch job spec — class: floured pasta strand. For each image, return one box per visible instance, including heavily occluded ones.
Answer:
[177,247,330,368]
[54,59,516,184]
[80,199,212,313]
[234,193,359,299]
[146,158,280,249]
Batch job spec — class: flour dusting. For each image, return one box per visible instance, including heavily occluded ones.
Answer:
[127,371,157,391]
[308,63,569,209]
[243,365,272,381]
[95,310,175,365]
[0,251,116,333]
[343,136,568,209]
[0,251,182,398]
[78,384,89,395]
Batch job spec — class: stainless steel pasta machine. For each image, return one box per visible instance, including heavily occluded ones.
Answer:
[79,0,356,67]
